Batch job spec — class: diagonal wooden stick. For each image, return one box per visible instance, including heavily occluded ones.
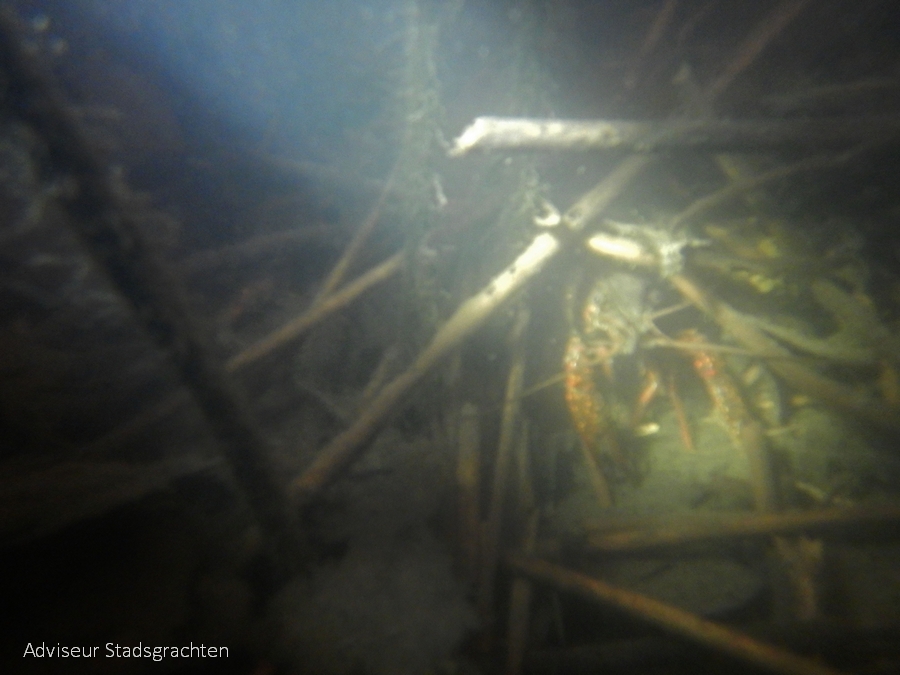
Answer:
[703,0,813,104]
[290,232,561,503]
[581,502,900,552]
[226,251,404,371]
[507,556,849,675]
[313,170,396,304]
[623,0,679,91]
[668,146,868,230]
[479,306,529,627]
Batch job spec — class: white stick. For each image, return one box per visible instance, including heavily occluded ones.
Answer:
[291,232,561,501]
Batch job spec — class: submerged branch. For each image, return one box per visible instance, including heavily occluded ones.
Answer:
[449,116,900,155]
[580,502,900,552]
[290,232,561,503]
[507,555,847,675]
[226,252,404,371]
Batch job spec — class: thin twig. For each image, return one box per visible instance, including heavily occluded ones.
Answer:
[623,0,679,91]
[479,306,530,628]
[179,227,333,274]
[313,169,396,304]
[582,502,900,552]
[668,146,868,230]
[564,155,654,232]
[703,0,814,104]
[226,252,404,371]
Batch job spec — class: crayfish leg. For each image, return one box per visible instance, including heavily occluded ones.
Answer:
[631,365,661,428]
[563,333,629,492]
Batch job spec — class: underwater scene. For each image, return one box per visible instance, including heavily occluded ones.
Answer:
[1,1,900,674]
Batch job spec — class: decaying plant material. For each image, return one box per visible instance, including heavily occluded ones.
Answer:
[3,1,900,674]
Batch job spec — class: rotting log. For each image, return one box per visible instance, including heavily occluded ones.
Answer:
[506,556,849,675]
[505,510,539,675]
